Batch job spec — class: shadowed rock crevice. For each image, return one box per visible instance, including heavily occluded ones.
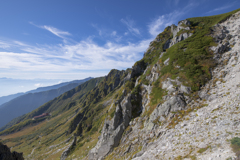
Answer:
[0,142,24,160]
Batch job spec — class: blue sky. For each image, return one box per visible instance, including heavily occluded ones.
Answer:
[0,0,239,96]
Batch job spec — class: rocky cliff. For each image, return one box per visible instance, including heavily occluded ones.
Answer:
[0,142,24,160]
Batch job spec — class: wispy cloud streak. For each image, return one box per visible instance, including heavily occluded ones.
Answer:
[121,18,140,36]
[29,22,71,39]
[42,25,71,38]
[206,2,237,14]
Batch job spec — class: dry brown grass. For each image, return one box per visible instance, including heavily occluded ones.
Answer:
[0,121,47,140]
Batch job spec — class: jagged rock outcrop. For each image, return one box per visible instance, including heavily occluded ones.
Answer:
[60,136,76,160]
[164,20,193,50]
[146,63,161,84]
[145,94,186,130]
[89,94,133,160]
[144,19,193,62]
[0,142,24,160]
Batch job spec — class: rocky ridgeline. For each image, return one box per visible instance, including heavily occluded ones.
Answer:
[88,11,240,160]
[89,18,194,160]
[132,10,240,160]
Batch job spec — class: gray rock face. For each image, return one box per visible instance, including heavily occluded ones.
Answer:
[146,63,161,84]
[164,19,193,51]
[163,39,172,50]
[171,24,177,37]
[143,94,186,132]
[161,78,190,95]
[169,32,193,48]
[0,142,24,160]
[60,136,76,160]
[89,94,132,160]
[140,84,152,114]
[150,94,186,121]
[163,58,170,65]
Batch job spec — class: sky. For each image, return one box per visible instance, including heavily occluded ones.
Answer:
[0,0,239,96]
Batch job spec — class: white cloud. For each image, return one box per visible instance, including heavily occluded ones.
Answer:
[0,41,11,49]
[34,83,43,87]
[14,41,28,47]
[206,2,237,14]
[121,18,140,36]
[57,80,63,84]
[148,2,197,37]
[30,22,71,39]
[0,36,151,79]
[42,25,71,38]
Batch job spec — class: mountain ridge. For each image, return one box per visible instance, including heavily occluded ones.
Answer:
[0,8,240,160]
[0,77,93,106]
[0,77,93,130]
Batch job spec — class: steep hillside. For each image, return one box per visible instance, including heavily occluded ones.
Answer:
[0,77,92,130]
[0,70,127,159]
[0,77,103,134]
[0,8,240,160]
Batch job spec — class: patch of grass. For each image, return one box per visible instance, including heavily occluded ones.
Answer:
[230,137,240,158]
[197,146,210,153]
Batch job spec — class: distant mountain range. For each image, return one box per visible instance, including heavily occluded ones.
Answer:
[0,78,93,106]
[0,77,92,129]
[0,93,25,107]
